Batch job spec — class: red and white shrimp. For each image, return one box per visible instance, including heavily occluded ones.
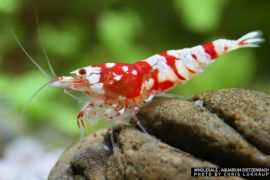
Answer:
[50,31,264,129]
[17,31,264,130]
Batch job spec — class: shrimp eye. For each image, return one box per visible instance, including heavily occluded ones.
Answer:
[79,68,87,75]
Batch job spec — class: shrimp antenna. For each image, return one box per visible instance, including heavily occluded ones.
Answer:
[35,9,84,105]
[10,28,51,79]
[64,89,84,104]
[19,80,51,130]
[35,9,57,76]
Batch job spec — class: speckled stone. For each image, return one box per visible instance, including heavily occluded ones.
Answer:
[50,88,270,179]
[50,125,241,180]
[107,126,223,180]
[192,88,270,154]
[49,130,112,180]
[138,102,270,167]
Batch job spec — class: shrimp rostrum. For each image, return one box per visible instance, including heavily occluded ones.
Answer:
[18,31,264,129]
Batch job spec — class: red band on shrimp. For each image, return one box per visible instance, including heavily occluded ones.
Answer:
[160,52,186,80]
[135,61,152,73]
[202,42,218,59]
[159,80,174,91]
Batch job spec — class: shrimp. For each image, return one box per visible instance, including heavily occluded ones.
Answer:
[17,31,264,130]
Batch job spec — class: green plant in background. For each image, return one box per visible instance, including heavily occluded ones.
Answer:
[174,0,228,33]
[0,0,19,14]
[0,0,269,137]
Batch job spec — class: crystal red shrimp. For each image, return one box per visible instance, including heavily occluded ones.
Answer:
[49,31,264,128]
[18,31,264,129]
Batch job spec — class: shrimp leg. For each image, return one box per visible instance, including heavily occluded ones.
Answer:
[131,107,148,133]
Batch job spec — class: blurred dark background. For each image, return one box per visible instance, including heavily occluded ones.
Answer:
[0,0,269,137]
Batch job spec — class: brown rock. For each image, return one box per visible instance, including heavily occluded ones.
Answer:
[107,126,221,180]
[137,98,270,167]
[49,130,112,180]
[192,88,270,154]
[50,124,240,180]
[50,88,270,179]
